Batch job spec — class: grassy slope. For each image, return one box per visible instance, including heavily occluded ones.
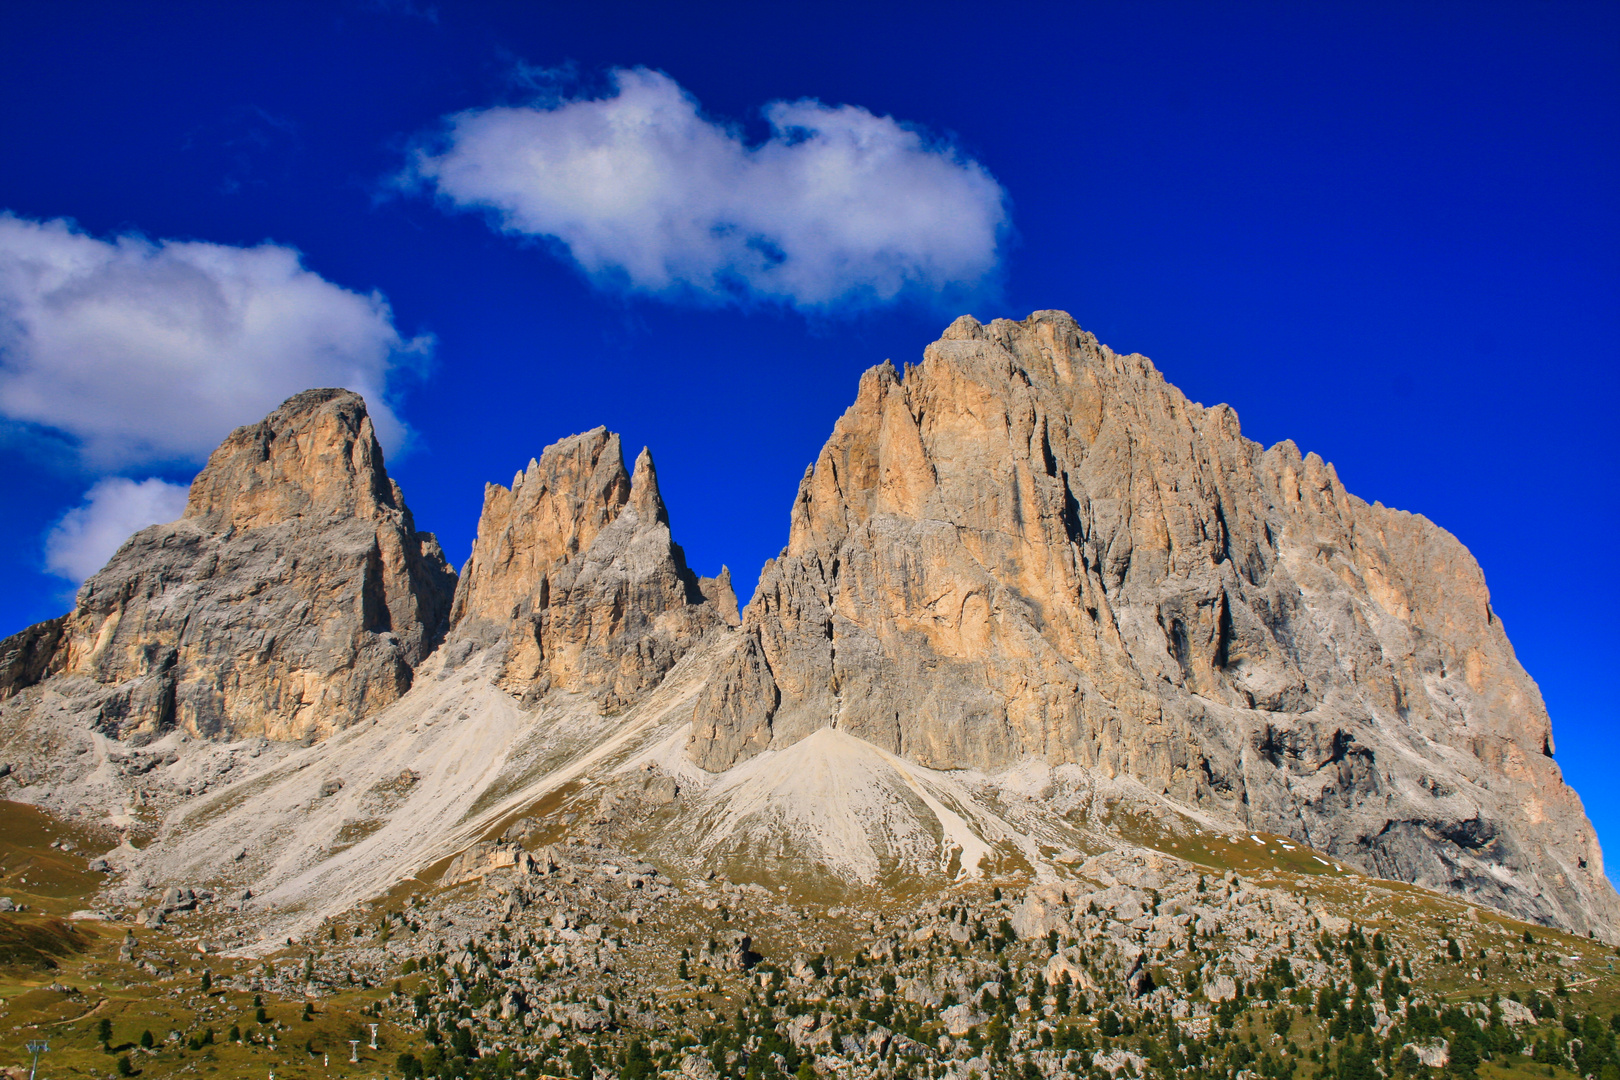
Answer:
[2,798,1618,1080]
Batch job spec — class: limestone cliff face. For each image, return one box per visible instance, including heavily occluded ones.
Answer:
[689,311,1617,935]
[0,389,456,741]
[448,428,730,710]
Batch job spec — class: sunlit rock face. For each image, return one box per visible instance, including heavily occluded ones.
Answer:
[689,310,1613,935]
[0,311,1610,941]
[448,427,734,711]
[0,388,457,742]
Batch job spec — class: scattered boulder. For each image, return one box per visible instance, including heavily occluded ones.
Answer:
[1407,1039,1449,1068]
[160,886,195,911]
[1499,999,1535,1026]
[502,817,541,843]
[1012,882,1079,939]
[1042,952,1090,990]
[940,1003,987,1036]
[554,1002,608,1031]
[443,841,557,887]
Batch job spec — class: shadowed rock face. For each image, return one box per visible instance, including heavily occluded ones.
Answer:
[448,427,734,711]
[0,389,457,742]
[689,310,1616,935]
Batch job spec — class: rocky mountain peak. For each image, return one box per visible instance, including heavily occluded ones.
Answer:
[449,429,728,709]
[183,388,400,532]
[628,446,670,527]
[0,388,455,742]
[690,309,1614,936]
[450,426,633,633]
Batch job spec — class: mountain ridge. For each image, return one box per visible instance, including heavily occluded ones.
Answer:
[0,310,1611,944]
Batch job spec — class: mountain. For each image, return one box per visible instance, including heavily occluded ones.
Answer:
[447,426,738,709]
[690,312,1612,935]
[0,313,1611,949]
[0,388,455,742]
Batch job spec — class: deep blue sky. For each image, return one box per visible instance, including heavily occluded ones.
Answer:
[1,2,1616,875]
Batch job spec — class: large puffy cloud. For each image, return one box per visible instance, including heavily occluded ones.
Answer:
[44,477,191,583]
[0,214,429,466]
[406,68,1008,310]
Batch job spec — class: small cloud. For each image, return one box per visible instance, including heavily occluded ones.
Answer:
[402,67,1009,312]
[0,214,429,467]
[45,477,191,584]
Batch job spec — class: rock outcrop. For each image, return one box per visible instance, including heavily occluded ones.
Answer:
[0,389,456,741]
[448,427,730,710]
[688,311,1617,936]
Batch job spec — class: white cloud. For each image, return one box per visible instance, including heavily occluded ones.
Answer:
[406,68,1008,311]
[0,214,429,467]
[45,477,191,583]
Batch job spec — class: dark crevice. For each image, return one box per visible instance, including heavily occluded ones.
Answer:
[669,541,707,606]
[360,542,394,634]
[1039,423,1059,477]
[1166,616,1191,679]
[1059,473,1083,544]
[1213,501,1232,567]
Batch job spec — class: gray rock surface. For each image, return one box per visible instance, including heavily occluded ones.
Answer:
[0,615,66,702]
[0,388,455,741]
[688,311,1617,936]
[447,428,730,710]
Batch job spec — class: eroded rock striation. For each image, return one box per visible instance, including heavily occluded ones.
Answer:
[689,311,1615,935]
[448,427,732,710]
[0,388,456,741]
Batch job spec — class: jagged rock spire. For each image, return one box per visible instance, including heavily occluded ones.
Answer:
[449,429,728,709]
